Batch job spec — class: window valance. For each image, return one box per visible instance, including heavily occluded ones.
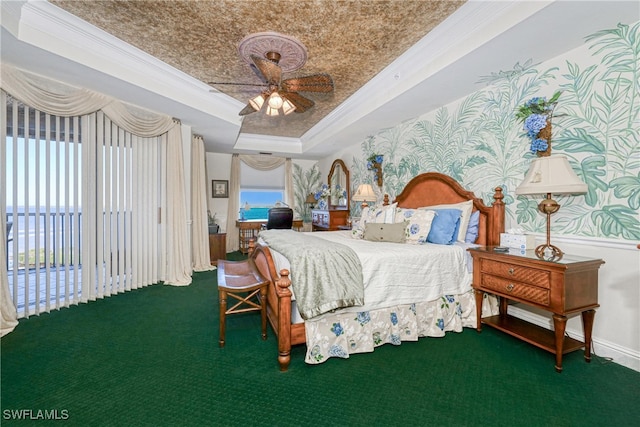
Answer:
[1,64,174,137]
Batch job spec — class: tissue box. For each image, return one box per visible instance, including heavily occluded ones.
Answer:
[500,233,536,250]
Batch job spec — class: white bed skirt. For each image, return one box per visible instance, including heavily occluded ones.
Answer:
[304,290,499,364]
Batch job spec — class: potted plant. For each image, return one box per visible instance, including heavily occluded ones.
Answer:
[208,210,219,234]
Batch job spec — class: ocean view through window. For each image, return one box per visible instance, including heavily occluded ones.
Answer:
[239,190,284,220]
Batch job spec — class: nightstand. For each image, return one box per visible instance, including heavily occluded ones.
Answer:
[468,247,604,372]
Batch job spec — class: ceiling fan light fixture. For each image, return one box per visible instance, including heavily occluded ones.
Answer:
[266,106,280,116]
[267,91,284,109]
[282,99,296,115]
[249,93,265,111]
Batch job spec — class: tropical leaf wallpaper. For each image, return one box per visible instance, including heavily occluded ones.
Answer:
[338,21,638,241]
[293,162,322,222]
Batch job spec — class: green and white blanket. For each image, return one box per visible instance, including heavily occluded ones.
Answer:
[259,230,364,320]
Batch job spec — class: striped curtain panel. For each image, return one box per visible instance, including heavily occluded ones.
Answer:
[2,97,163,317]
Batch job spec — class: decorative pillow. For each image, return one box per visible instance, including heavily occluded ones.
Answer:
[395,207,412,222]
[351,203,398,239]
[370,202,398,224]
[426,209,462,245]
[404,209,436,245]
[420,200,473,243]
[465,210,480,243]
[363,221,407,243]
[350,207,370,239]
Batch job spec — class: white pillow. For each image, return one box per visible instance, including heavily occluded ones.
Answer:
[420,200,473,243]
[372,202,398,224]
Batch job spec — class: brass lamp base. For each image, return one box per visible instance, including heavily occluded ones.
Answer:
[536,193,563,261]
[535,243,564,261]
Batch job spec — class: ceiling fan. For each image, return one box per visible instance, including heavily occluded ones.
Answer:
[208,32,334,117]
[235,51,334,116]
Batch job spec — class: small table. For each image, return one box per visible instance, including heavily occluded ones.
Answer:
[236,219,304,253]
[468,247,604,372]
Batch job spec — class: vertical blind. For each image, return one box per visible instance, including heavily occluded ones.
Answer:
[3,97,163,317]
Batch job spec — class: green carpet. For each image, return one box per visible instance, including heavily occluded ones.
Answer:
[2,252,639,426]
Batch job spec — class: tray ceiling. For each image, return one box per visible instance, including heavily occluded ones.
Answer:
[2,1,638,158]
[50,0,465,139]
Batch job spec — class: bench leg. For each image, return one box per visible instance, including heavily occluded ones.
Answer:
[219,289,226,347]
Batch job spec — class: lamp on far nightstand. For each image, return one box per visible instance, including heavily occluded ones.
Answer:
[305,193,316,207]
[352,184,376,208]
[516,155,587,260]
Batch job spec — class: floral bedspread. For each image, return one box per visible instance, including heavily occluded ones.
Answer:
[304,291,499,364]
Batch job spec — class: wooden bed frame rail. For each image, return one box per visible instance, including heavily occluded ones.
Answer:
[249,172,505,371]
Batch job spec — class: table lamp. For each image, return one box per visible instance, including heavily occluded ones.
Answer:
[352,184,377,208]
[515,155,587,260]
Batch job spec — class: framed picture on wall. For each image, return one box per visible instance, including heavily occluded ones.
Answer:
[212,180,229,198]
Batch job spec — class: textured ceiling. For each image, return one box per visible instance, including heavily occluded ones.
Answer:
[50,0,465,138]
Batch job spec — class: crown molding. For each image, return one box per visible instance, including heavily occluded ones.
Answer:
[302,0,552,152]
[9,0,242,127]
[234,133,303,154]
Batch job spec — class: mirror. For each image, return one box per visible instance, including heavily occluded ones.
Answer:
[328,159,350,209]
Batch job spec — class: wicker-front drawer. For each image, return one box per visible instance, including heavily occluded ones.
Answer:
[481,274,550,306]
[480,259,550,289]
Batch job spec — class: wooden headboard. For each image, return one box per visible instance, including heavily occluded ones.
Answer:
[391,172,505,246]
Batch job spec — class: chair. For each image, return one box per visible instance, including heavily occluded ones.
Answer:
[265,207,293,230]
[217,259,269,347]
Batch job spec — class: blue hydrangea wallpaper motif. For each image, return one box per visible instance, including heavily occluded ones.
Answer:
[350,22,640,241]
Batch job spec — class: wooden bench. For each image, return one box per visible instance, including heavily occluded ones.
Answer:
[217,259,269,347]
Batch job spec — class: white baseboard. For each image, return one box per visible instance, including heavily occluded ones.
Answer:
[508,305,640,372]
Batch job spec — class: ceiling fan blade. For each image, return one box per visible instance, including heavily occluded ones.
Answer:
[282,74,334,93]
[239,103,258,116]
[280,91,315,113]
[208,81,266,88]
[250,54,282,85]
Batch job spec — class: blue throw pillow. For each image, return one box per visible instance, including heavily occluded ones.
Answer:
[465,210,480,243]
[426,209,462,245]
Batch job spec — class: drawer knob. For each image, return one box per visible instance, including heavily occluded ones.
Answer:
[505,283,515,292]
[508,268,515,275]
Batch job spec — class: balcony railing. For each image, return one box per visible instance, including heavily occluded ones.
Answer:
[6,211,82,270]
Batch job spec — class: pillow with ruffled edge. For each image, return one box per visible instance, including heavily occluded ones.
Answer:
[363,221,407,243]
[427,209,462,245]
[403,209,436,245]
[420,200,473,243]
[350,206,369,239]
[465,210,480,243]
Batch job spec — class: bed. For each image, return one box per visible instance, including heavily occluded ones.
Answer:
[249,172,505,371]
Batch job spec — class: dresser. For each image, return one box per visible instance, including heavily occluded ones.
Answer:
[468,247,604,372]
[311,209,349,231]
[209,233,227,266]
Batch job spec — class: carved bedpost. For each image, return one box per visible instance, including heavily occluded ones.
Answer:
[488,187,505,246]
[383,194,389,206]
[276,269,292,371]
[248,238,255,256]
